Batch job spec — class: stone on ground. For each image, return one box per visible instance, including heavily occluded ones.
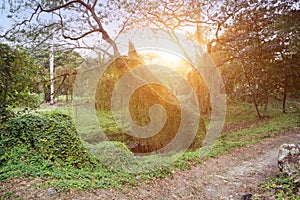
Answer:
[278,143,300,182]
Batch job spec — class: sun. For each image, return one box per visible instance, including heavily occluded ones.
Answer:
[142,50,188,72]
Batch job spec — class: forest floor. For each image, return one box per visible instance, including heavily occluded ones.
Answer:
[1,129,299,200]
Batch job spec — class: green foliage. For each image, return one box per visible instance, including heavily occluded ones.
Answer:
[0,111,136,191]
[0,43,40,122]
[205,111,299,159]
[256,173,300,200]
[31,49,84,103]
[189,117,207,150]
[95,109,206,153]
[0,111,93,168]
[84,140,192,174]
[0,102,299,192]
[0,145,53,180]
[86,141,137,172]
[212,3,300,118]
[94,51,208,153]
[224,101,257,123]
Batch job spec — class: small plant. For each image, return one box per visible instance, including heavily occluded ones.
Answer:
[256,173,300,200]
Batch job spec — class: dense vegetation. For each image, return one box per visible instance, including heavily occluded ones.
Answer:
[256,173,300,199]
[0,103,299,193]
[0,0,299,198]
[0,112,92,168]
[0,43,40,122]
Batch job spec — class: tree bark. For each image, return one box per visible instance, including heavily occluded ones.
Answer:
[252,94,262,119]
[240,61,262,119]
[282,75,288,113]
[263,93,269,117]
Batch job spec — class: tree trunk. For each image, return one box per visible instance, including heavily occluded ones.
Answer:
[66,90,69,102]
[282,75,288,113]
[44,85,50,102]
[240,61,262,119]
[263,93,269,117]
[252,94,262,119]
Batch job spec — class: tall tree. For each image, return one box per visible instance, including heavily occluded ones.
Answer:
[0,43,39,122]
[211,1,299,118]
[54,50,83,102]
[273,9,300,113]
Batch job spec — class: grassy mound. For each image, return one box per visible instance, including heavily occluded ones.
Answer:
[85,141,137,172]
[0,112,93,169]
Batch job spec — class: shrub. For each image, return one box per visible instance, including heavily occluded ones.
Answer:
[86,141,137,172]
[0,111,93,168]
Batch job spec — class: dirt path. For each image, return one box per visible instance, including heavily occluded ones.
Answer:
[1,129,299,200]
[92,129,300,200]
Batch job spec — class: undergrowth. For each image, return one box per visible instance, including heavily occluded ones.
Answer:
[0,103,299,193]
[254,173,300,200]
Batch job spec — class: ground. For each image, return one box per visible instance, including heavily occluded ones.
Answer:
[1,129,299,200]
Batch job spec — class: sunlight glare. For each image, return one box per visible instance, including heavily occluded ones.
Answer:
[143,51,185,71]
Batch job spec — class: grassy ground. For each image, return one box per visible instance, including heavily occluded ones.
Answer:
[1,99,299,194]
[254,173,300,200]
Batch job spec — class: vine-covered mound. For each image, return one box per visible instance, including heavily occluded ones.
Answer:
[0,112,93,169]
[85,141,137,172]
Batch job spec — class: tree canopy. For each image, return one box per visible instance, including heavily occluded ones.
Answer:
[0,43,39,122]
[211,1,300,117]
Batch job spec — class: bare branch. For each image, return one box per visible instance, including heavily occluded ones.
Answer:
[1,4,41,38]
[4,0,121,56]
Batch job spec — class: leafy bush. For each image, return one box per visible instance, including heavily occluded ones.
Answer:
[96,109,207,153]
[0,144,53,180]
[0,111,93,168]
[17,92,41,109]
[86,141,137,172]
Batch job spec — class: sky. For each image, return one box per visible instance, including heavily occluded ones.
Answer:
[0,2,12,35]
[0,1,125,57]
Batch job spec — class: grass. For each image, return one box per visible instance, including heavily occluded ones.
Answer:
[1,100,299,193]
[254,173,300,200]
[1,191,21,200]
[206,112,299,158]
[225,101,258,123]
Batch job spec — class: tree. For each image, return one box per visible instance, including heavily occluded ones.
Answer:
[54,50,83,102]
[3,0,249,59]
[32,48,83,102]
[273,9,300,113]
[211,1,299,118]
[2,0,139,56]
[0,43,39,122]
[4,0,297,118]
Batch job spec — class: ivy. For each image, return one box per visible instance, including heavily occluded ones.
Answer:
[0,111,94,170]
